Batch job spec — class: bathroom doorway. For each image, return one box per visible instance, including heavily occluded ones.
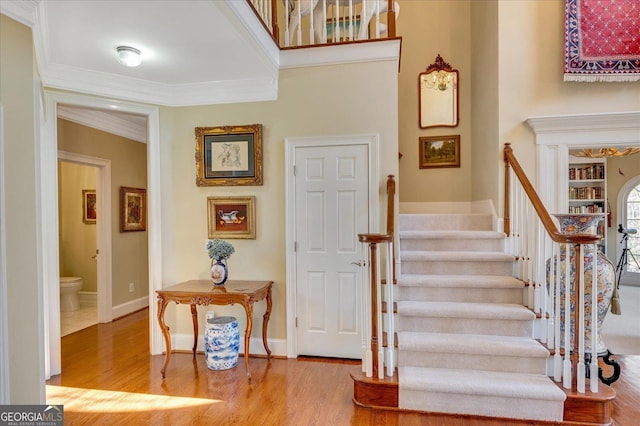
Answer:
[57,160,99,336]
[57,150,113,331]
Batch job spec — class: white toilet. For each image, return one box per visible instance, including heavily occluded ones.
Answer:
[60,277,83,312]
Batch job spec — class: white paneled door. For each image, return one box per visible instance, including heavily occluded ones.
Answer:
[294,144,369,358]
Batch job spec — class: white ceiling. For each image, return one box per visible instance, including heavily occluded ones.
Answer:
[1,0,280,107]
[1,0,400,141]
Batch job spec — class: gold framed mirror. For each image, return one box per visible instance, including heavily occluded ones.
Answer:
[419,54,459,129]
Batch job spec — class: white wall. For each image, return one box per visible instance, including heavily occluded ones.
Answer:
[159,59,399,350]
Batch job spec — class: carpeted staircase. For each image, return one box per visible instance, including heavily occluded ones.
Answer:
[396,212,567,422]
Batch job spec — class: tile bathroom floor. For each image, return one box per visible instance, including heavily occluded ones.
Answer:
[60,304,97,337]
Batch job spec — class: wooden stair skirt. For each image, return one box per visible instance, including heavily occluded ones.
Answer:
[351,372,616,425]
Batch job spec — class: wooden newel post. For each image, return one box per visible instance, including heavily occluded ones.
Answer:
[386,0,396,38]
[503,143,512,237]
[359,233,393,379]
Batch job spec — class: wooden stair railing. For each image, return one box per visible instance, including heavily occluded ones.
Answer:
[504,143,615,425]
[247,0,397,48]
[386,175,396,284]
[357,175,396,379]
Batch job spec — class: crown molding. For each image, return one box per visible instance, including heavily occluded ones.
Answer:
[41,62,278,107]
[57,105,147,143]
[527,111,640,146]
[16,0,397,107]
[0,0,39,27]
[280,38,402,69]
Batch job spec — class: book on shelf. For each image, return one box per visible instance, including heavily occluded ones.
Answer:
[568,186,603,200]
[568,164,605,180]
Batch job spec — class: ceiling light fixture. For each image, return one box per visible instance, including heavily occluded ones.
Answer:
[574,147,640,158]
[116,46,142,67]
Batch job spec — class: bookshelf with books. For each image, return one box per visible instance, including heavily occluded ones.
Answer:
[568,155,607,253]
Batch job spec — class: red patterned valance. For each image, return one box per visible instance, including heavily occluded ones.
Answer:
[564,0,640,82]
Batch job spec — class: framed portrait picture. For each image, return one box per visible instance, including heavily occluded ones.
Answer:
[207,196,256,239]
[419,135,461,169]
[120,187,146,232]
[195,124,263,186]
[82,189,97,224]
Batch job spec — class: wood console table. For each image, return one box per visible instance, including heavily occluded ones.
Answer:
[156,279,273,380]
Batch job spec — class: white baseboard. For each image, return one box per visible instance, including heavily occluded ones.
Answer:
[172,333,287,358]
[112,296,149,320]
[399,200,495,215]
[78,291,97,307]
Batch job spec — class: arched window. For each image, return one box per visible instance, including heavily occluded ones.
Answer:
[617,177,640,285]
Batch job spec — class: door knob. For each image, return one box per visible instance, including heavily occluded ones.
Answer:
[350,261,365,267]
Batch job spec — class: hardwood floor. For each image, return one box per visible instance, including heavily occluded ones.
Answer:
[46,308,639,425]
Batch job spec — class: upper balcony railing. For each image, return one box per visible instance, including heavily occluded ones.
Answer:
[248,0,398,48]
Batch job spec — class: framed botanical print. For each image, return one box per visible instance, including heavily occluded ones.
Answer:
[195,124,263,186]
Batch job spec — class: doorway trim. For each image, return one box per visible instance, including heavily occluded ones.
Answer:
[58,152,112,324]
[0,104,9,403]
[617,175,640,286]
[284,134,380,358]
[41,91,162,378]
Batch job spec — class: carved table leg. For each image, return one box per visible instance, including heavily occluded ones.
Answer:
[262,286,272,358]
[190,304,198,358]
[242,301,254,381]
[158,297,172,378]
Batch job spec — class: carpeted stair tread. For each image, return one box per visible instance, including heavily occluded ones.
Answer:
[397,274,523,289]
[399,366,566,401]
[398,331,550,358]
[401,251,514,262]
[397,301,535,321]
[399,230,505,240]
[399,213,493,231]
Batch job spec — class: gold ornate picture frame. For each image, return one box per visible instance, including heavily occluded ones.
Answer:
[207,196,256,239]
[195,124,263,186]
[82,189,96,224]
[120,186,146,232]
[419,135,461,169]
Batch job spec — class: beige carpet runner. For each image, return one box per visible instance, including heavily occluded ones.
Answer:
[396,213,566,422]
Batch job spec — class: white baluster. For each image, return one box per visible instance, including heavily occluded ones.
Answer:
[533,208,541,315]
[284,0,290,47]
[577,244,585,393]
[296,1,304,46]
[590,243,599,392]
[375,0,381,38]
[359,241,367,373]
[347,0,353,41]
[365,242,373,377]
[321,0,327,43]
[376,244,384,379]
[309,0,315,44]
[334,0,340,42]
[385,241,394,377]
[563,243,572,389]
[553,243,562,382]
